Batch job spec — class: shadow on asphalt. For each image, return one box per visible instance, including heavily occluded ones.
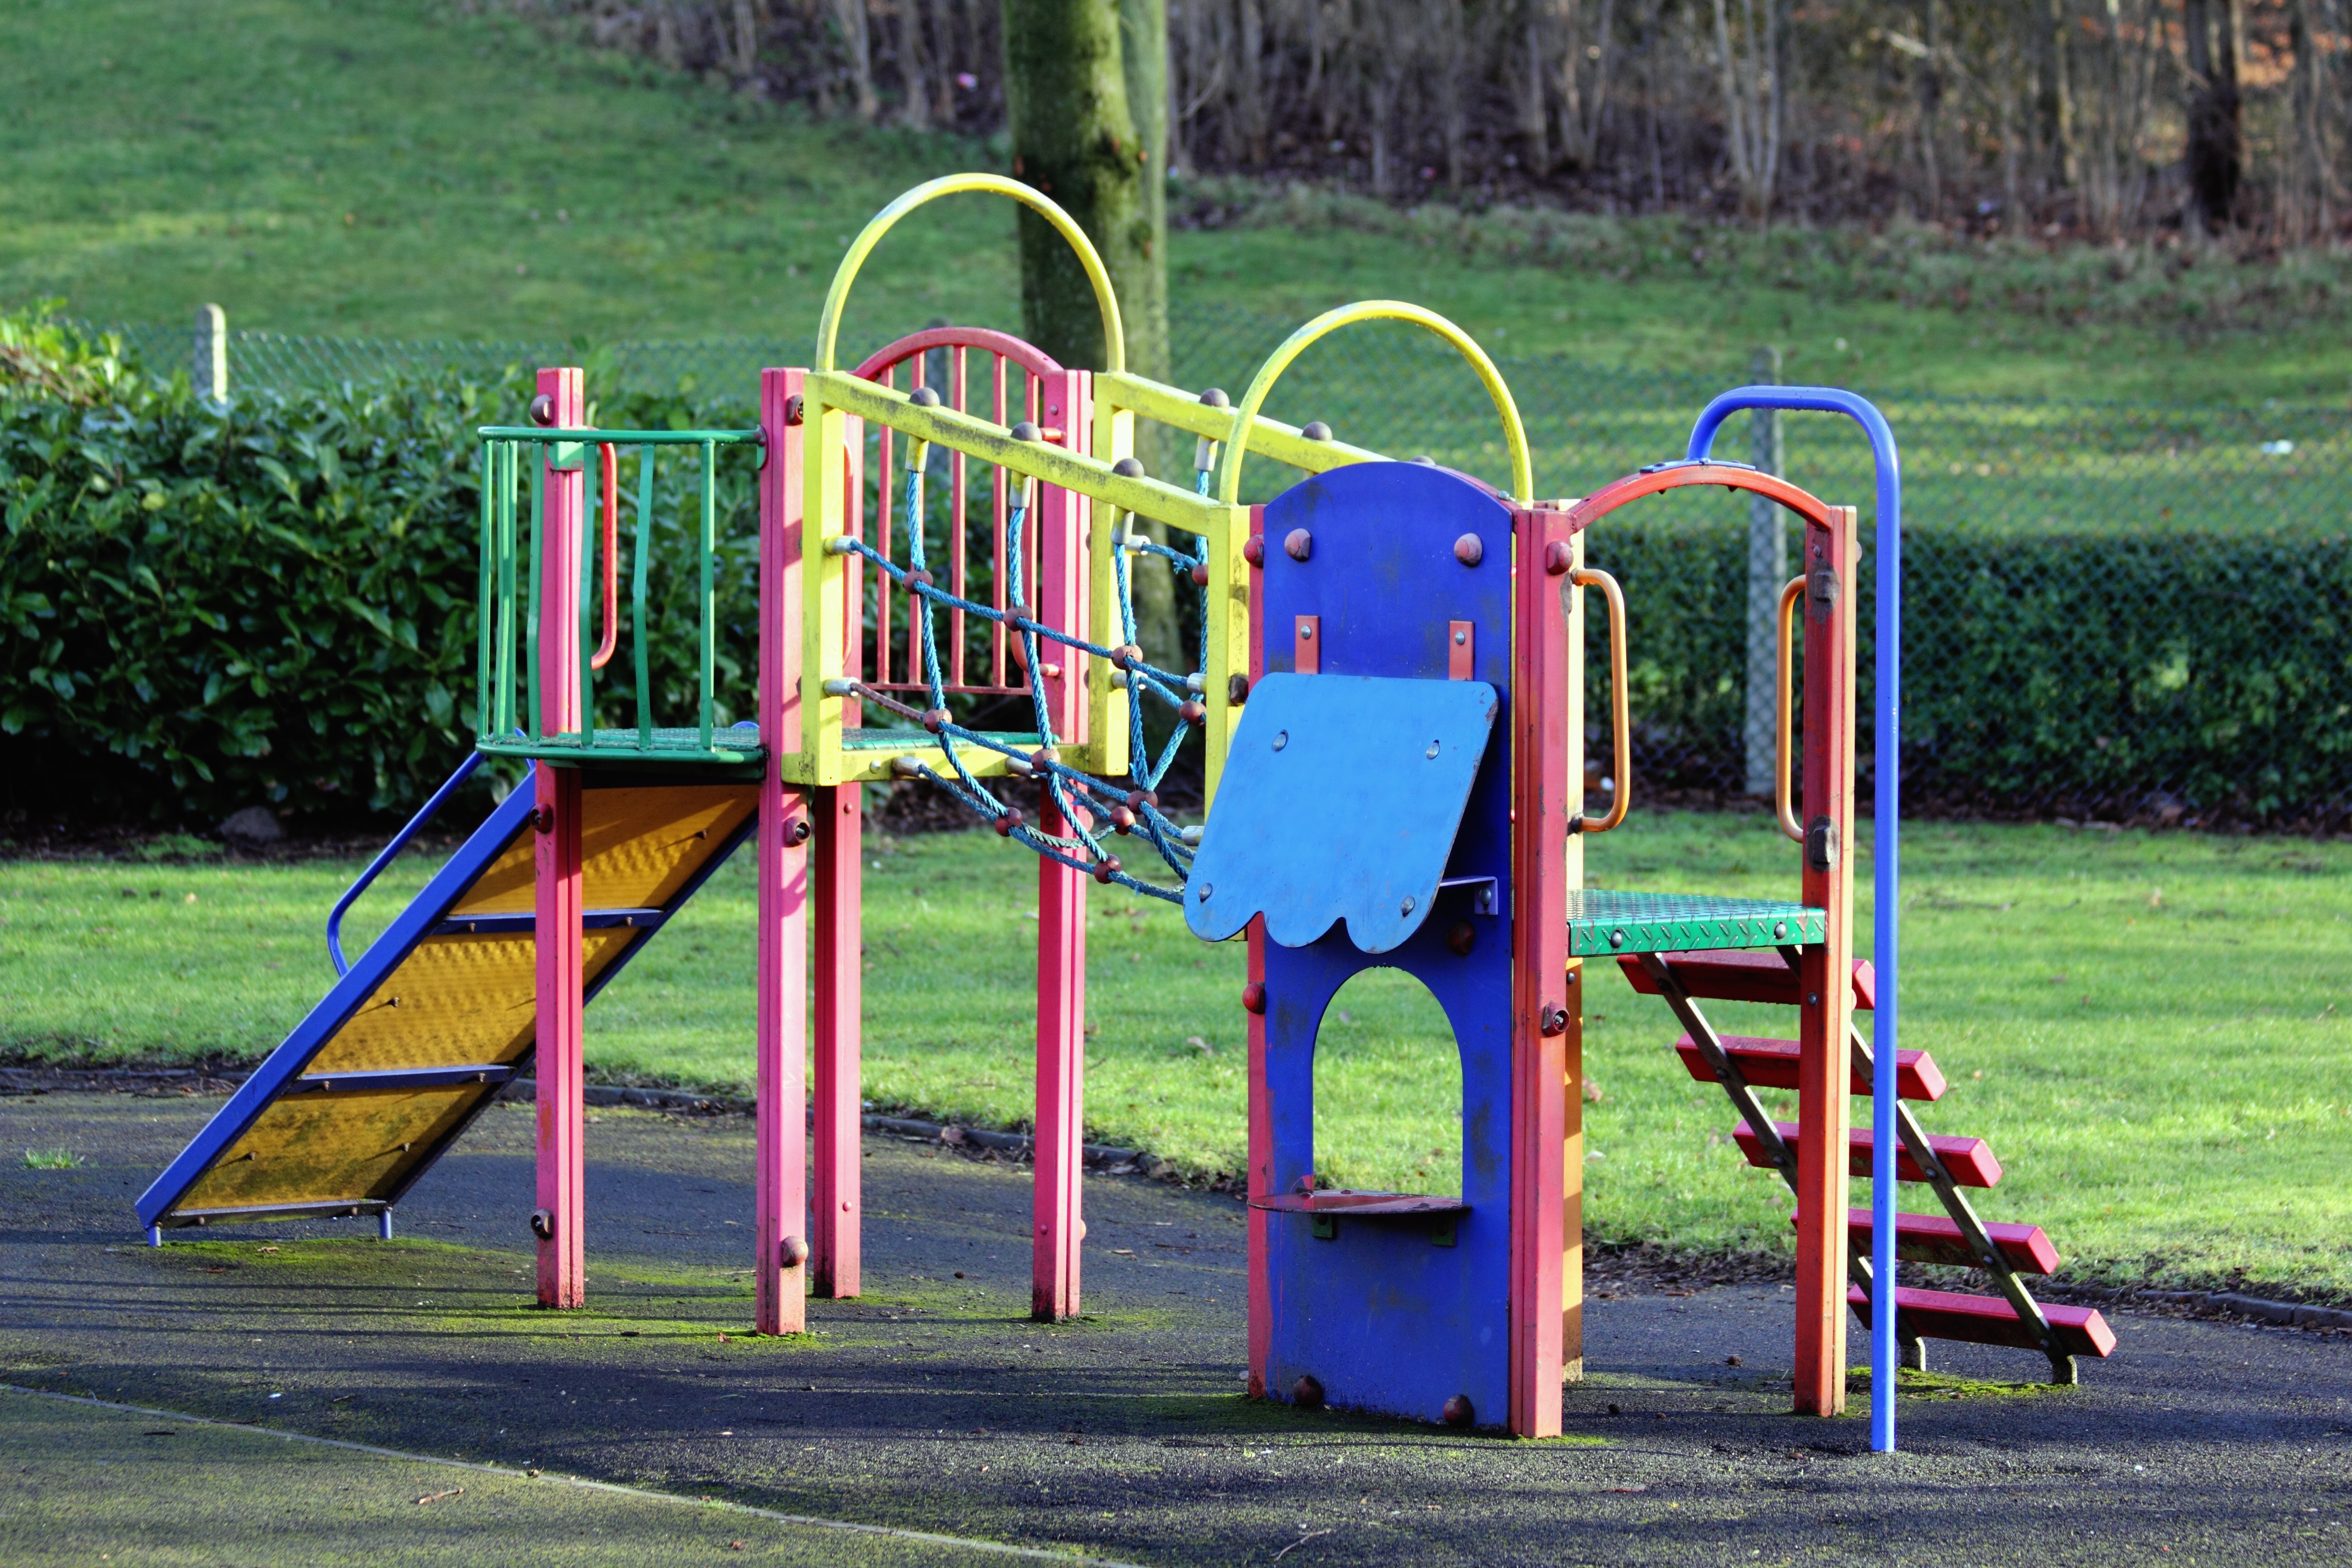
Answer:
[5,1090,2349,1565]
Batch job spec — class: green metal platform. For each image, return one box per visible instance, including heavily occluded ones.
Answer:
[1566,890,1824,957]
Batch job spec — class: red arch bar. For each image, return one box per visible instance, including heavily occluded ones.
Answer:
[1562,461,1840,533]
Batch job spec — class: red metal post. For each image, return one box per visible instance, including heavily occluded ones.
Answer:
[1508,508,1577,1437]
[1242,507,1271,1396]
[755,368,811,1335]
[534,367,587,1310]
[1793,504,1858,1415]
[1030,370,1089,1321]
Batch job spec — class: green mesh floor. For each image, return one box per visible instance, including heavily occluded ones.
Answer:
[1566,889,1824,957]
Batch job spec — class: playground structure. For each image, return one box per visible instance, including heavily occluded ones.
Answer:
[137,174,2112,1452]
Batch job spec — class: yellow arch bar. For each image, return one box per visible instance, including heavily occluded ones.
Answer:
[815,174,1127,375]
[1212,302,1533,505]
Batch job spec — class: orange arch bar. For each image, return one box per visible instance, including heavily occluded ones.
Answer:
[1564,461,1838,534]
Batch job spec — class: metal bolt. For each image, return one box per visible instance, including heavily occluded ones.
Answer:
[1540,1003,1569,1036]
[1291,1375,1326,1411]
[1112,456,1145,478]
[1198,882,1214,901]
[1228,673,1250,704]
[1442,1393,1475,1429]
[1272,730,1288,752]
[785,818,813,846]
[529,1208,555,1240]
[1425,741,1440,759]
[783,394,804,427]
[909,385,941,407]
[1454,629,1466,645]
[1284,528,1313,562]
[1241,535,1265,567]
[1544,540,1575,575]
[1608,929,1626,949]
[779,1235,811,1268]
[1009,420,1041,442]
[1301,421,1332,441]
[1298,623,1313,640]
[1453,533,1484,566]
[1773,921,1788,940]
[1446,921,1475,956]
[528,393,556,427]
[1240,980,1264,1014]
[1400,896,1416,916]
[1200,387,1230,409]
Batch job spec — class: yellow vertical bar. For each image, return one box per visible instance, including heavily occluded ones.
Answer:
[1088,391,1133,780]
[1200,501,1251,812]
[802,394,849,786]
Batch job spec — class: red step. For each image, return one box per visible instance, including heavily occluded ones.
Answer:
[1802,1209,2059,1274]
[1848,1284,2116,1358]
[1676,1034,1945,1101]
[1733,1120,2003,1187]
[1620,949,1877,1010]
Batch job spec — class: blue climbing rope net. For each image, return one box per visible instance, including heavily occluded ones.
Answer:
[828,437,1216,904]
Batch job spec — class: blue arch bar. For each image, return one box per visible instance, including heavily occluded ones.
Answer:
[1684,387,1902,1455]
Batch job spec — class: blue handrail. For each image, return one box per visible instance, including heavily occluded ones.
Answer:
[327,751,489,976]
[1684,386,1902,1456]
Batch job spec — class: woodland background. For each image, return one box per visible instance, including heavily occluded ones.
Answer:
[507,0,2344,243]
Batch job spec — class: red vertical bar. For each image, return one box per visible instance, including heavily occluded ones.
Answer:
[990,354,1009,688]
[1508,507,1575,1438]
[1243,508,1271,1395]
[755,368,811,1336]
[534,366,587,1310]
[1793,505,1858,1415]
[950,343,968,687]
[1030,368,1089,1321]
[811,779,863,1298]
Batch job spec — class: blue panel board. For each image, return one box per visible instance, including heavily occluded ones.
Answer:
[1245,462,1519,1427]
[1185,674,1497,953]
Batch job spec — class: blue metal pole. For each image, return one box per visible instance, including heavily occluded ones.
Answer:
[1683,387,1901,1455]
[326,751,490,976]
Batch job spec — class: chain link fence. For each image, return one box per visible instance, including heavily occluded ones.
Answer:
[103,307,2352,828]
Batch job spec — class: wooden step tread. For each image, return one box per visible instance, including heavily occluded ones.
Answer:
[1620,949,1877,1010]
[1676,1034,1945,1101]
[1733,1120,2003,1187]
[1803,1208,2059,1274]
[1848,1284,2116,1358]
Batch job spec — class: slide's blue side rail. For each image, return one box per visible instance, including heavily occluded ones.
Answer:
[327,751,486,975]
[1685,387,1902,1455]
[135,768,540,1229]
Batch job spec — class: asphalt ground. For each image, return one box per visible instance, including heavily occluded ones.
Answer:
[4,1090,2349,1565]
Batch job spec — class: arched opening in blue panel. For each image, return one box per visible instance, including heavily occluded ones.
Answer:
[1311,966,1464,1200]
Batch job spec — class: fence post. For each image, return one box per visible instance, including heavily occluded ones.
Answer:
[194,304,228,404]
[1742,346,1785,797]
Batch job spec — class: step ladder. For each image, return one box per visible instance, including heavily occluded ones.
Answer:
[1621,946,2115,1383]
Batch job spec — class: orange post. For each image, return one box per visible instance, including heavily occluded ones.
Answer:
[1507,507,1579,1437]
[1793,504,1859,1414]
[533,366,587,1310]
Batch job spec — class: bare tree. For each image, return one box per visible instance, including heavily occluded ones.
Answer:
[1710,0,1783,224]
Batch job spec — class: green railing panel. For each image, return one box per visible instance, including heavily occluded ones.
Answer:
[474,426,763,768]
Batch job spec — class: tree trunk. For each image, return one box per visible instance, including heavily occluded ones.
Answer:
[836,0,879,119]
[1001,0,1177,662]
[2183,0,2242,233]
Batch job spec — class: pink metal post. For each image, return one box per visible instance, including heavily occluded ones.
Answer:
[812,775,863,1298]
[1030,369,1090,1321]
[755,368,812,1335]
[534,367,587,1310]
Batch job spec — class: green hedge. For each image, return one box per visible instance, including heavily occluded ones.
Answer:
[0,363,760,825]
[4,335,2347,827]
[1588,520,2352,821]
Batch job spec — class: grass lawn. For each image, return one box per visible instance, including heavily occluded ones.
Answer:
[7,810,2347,1300]
[7,0,2350,404]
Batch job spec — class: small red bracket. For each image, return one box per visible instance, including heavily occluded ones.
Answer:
[1447,620,1474,680]
[1294,615,1320,674]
